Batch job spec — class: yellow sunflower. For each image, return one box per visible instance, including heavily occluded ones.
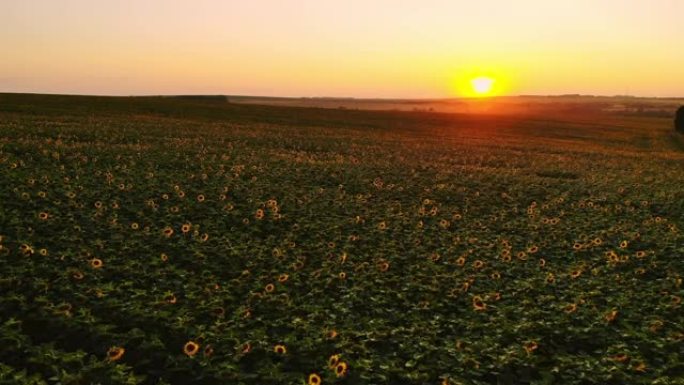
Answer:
[308,373,321,385]
[107,346,125,362]
[335,361,348,377]
[183,341,200,357]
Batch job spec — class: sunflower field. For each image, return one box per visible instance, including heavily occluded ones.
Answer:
[0,94,682,385]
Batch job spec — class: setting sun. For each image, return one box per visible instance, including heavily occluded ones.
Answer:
[470,76,495,96]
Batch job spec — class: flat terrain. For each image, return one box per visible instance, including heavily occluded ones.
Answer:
[0,93,682,384]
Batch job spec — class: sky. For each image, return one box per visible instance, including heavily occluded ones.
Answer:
[1,0,683,98]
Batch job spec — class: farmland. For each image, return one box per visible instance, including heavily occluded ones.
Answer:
[0,93,682,384]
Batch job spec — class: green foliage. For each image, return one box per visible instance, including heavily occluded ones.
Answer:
[0,94,682,384]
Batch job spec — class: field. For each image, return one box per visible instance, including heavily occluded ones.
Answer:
[0,93,682,385]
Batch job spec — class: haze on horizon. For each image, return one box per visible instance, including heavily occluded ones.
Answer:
[1,0,683,99]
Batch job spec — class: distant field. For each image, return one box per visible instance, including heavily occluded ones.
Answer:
[0,93,682,385]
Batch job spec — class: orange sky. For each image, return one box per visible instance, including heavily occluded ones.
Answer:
[1,0,683,98]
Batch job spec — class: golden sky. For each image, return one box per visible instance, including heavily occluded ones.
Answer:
[1,0,683,98]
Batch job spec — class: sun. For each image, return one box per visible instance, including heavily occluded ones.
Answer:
[470,76,495,96]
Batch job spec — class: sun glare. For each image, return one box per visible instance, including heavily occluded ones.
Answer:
[470,76,495,96]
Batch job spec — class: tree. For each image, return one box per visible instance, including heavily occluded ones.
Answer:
[676,106,684,133]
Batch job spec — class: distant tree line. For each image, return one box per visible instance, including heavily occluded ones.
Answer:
[676,106,684,134]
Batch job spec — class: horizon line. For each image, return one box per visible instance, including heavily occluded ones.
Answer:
[2,91,684,101]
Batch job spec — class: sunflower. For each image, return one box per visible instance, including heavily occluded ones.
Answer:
[338,272,346,280]
[472,295,486,311]
[378,261,390,272]
[72,271,84,280]
[38,212,49,220]
[308,373,321,385]
[181,223,191,233]
[327,329,338,339]
[593,237,603,246]
[90,258,103,269]
[456,256,466,266]
[649,320,663,333]
[197,194,205,202]
[632,361,647,372]
[200,233,209,242]
[523,341,538,354]
[501,254,512,263]
[264,283,275,293]
[528,245,539,254]
[564,303,577,313]
[20,244,34,255]
[570,270,582,279]
[94,201,103,209]
[255,209,265,220]
[545,273,555,284]
[130,222,139,230]
[377,221,387,230]
[607,251,620,263]
[278,273,289,283]
[335,362,348,377]
[320,354,337,372]
[516,251,528,261]
[164,294,177,304]
[162,227,174,237]
[213,307,225,317]
[672,295,682,305]
[490,272,501,280]
[39,248,48,256]
[604,309,618,322]
[611,353,629,362]
[635,250,646,258]
[183,341,200,357]
[273,344,287,354]
[241,342,252,353]
[619,240,628,249]
[439,219,450,228]
[203,345,214,357]
[178,190,185,198]
[572,242,582,250]
[160,253,169,262]
[107,346,125,361]
[473,260,484,269]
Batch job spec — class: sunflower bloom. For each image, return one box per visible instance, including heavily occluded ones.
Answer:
[90,258,103,269]
[335,361,348,377]
[328,354,340,369]
[183,341,200,357]
[472,295,486,311]
[107,346,125,361]
[273,344,287,354]
[524,341,538,354]
[308,373,321,385]
[611,353,629,362]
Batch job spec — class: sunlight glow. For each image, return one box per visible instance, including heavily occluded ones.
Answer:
[471,76,495,96]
